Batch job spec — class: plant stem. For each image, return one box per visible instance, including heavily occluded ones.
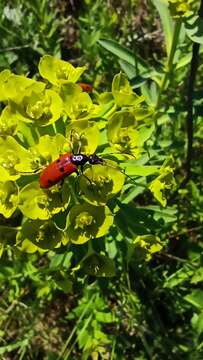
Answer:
[57,294,96,360]
[185,43,199,181]
[64,313,94,360]
[156,20,182,110]
[110,338,116,360]
[67,178,79,205]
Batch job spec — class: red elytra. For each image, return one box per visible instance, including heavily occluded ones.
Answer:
[39,153,103,189]
[78,82,93,93]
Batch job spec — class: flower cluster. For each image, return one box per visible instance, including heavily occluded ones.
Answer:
[168,0,195,18]
[0,55,171,256]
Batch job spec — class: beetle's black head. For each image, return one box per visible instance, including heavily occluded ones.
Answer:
[88,154,104,165]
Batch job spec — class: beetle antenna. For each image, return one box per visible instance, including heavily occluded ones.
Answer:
[98,151,137,160]
[102,160,147,188]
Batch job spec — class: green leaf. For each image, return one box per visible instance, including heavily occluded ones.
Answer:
[118,59,137,79]
[191,312,203,336]
[120,164,159,176]
[55,278,72,293]
[138,125,155,145]
[120,180,146,204]
[97,39,149,72]
[175,53,192,69]
[164,265,194,288]
[0,225,19,247]
[141,81,159,106]
[152,0,174,56]
[191,267,203,284]
[185,290,203,310]
[95,311,115,322]
[115,202,158,236]
[142,205,177,223]
[185,14,203,44]
[49,252,73,270]
[0,339,29,355]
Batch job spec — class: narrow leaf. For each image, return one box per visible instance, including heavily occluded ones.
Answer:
[98,39,149,71]
[152,0,174,56]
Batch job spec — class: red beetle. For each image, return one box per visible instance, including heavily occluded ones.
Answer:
[78,82,93,93]
[39,153,103,189]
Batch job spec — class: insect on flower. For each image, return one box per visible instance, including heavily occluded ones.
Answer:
[39,153,103,189]
[39,128,138,189]
[78,83,93,93]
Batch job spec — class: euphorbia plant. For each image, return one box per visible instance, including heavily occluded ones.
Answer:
[0,55,174,276]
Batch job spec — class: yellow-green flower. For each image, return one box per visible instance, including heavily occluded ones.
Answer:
[18,181,70,220]
[107,111,142,157]
[79,164,125,206]
[149,158,175,207]
[0,181,18,218]
[168,0,194,18]
[112,73,145,107]
[81,253,115,277]
[9,87,63,126]
[0,107,19,136]
[66,203,113,244]
[17,220,64,252]
[38,55,86,86]
[134,235,163,261]
[0,136,30,181]
[66,120,100,154]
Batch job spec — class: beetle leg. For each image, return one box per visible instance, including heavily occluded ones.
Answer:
[78,165,94,191]
[59,179,64,187]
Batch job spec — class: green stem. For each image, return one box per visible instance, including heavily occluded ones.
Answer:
[105,103,117,119]
[138,331,153,360]
[57,294,96,360]
[64,313,94,360]
[110,338,116,360]
[0,226,22,231]
[67,178,79,205]
[156,20,182,110]
[87,239,94,254]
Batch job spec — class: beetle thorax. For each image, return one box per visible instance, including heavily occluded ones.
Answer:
[71,154,88,165]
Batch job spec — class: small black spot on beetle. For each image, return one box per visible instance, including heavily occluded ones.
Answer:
[48,179,52,185]
[59,167,65,172]
[56,159,60,163]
